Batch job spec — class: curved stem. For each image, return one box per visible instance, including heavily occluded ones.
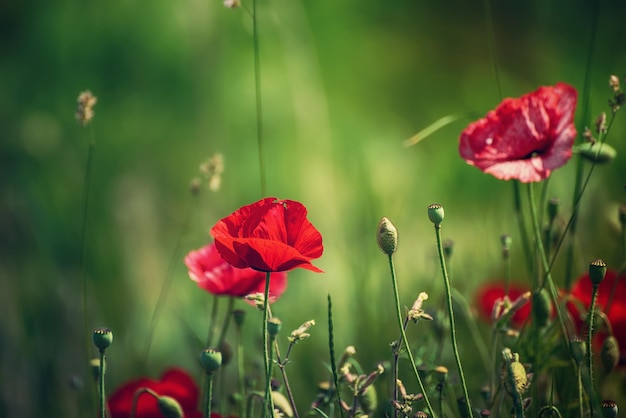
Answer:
[513,181,534,278]
[386,254,436,417]
[216,297,235,350]
[433,225,472,417]
[206,296,220,347]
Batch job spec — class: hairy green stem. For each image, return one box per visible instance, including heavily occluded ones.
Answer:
[99,349,106,418]
[327,294,344,418]
[433,225,472,417]
[386,254,436,417]
[262,272,275,418]
[513,181,534,278]
[204,372,214,418]
[587,285,599,394]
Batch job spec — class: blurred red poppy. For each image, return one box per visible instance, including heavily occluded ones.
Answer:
[108,368,201,418]
[210,197,323,273]
[475,281,531,328]
[568,269,626,357]
[460,83,577,183]
[185,243,287,302]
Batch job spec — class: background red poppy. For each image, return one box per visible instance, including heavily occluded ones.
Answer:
[185,243,287,302]
[210,197,323,273]
[475,281,531,328]
[108,368,201,418]
[459,83,577,183]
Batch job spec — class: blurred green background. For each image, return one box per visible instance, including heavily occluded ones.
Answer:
[2,0,626,416]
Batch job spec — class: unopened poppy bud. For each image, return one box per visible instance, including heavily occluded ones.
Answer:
[289,320,315,343]
[233,309,246,328]
[376,217,398,255]
[601,400,618,418]
[434,366,448,384]
[578,142,617,164]
[532,288,552,328]
[547,198,560,223]
[589,259,607,286]
[157,395,184,418]
[570,338,586,365]
[200,348,222,374]
[443,239,454,258]
[92,328,113,351]
[268,317,282,338]
[601,336,620,373]
[427,204,445,226]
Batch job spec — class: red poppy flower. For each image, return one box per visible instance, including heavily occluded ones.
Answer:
[567,269,626,355]
[185,243,287,302]
[460,83,577,183]
[108,368,201,418]
[210,197,323,273]
[476,281,531,328]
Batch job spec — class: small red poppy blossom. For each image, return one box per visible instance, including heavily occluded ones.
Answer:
[185,243,287,302]
[460,83,577,183]
[108,368,201,418]
[476,281,531,328]
[210,197,323,273]
[567,269,626,356]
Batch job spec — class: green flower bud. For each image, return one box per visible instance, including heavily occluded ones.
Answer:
[200,348,222,374]
[157,395,184,418]
[233,309,246,328]
[427,204,445,226]
[601,336,620,373]
[268,317,282,338]
[570,338,586,365]
[547,197,560,223]
[589,259,607,286]
[601,400,618,418]
[376,217,398,255]
[578,142,617,164]
[443,239,454,258]
[92,328,113,351]
[89,358,101,382]
[532,288,552,328]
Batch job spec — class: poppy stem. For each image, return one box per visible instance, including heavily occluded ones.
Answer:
[512,181,534,279]
[386,254,436,417]
[262,271,275,418]
[205,372,215,418]
[327,294,345,418]
[216,297,235,350]
[587,284,599,392]
[130,388,158,418]
[98,348,106,418]
[431,224,472,418]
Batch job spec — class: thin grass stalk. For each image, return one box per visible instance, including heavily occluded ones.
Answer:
[252,0,266,197]
[142,197,198,364]
[386,254,436,417]
[564,0,600,290]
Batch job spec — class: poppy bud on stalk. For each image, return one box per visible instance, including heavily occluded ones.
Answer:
[268,317,282,338]
[578,142,617,164]
[376,217,398,255]
[601,336,620,373]
[570,338,586,365]
[589,259,607,286]
[157,395,184,418]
